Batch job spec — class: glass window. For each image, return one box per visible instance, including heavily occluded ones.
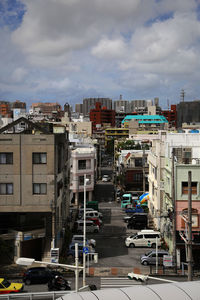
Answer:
[133,173,143,182]
[135,158,143,167]
[182,182,197,195]
[33,153,47,164]
[0,183,13,194]
[78,160,86,170]
[33,183,47,194]
[0,153,13,164]
[137,235,143,239]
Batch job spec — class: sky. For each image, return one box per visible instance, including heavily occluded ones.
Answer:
[1,0,200,109]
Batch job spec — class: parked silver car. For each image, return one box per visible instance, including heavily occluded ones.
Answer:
[74,220,99,234]
[140,250,169,265]
[71,234,96,248]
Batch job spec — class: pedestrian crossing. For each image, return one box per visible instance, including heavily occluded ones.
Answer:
[100,277,142,289]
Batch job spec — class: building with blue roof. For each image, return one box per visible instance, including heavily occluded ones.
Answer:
[122,115,168,131]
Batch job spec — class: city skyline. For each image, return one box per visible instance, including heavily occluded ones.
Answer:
[1,0,200,109]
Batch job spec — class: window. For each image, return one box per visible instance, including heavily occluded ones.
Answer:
[33,153,47,164]
[78,160,86,170]
[33,183,47,194]
[0,183,13,194]
[182,182,197,195]
[136,235,143,239]
[133,173,143,182]
[0,153,13,164]
[135,158,143,167]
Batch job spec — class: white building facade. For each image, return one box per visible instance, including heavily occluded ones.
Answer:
[70,146,96,206]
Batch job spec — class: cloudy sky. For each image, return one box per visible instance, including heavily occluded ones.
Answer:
[1,0,200,109]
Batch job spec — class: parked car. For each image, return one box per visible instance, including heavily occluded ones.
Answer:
[124,205,144,219]
[84,210,103,219]
[127,213,148,229]
[23,267,62,285]
[102,175,111,182]
[0,278,24,294]
[74,220,99,233]
[86,217,102,227]
[71,234,96,248]
[125,230,161,248]
[78,208,94,218]
[140,250,169,265]
[78,209,102,220]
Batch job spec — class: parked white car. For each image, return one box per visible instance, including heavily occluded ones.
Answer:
[75,220,99,233]
[125,230,161,248]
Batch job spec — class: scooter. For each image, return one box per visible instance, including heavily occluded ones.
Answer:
[48,276,71,291]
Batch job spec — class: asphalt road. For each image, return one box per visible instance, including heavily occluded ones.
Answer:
[89,201,150,268]
[6,200,195,296]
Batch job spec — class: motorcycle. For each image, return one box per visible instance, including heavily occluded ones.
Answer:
[48,276,71,291]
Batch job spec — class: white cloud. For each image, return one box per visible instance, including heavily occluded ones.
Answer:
[1,0,200,106]
[119,12,200,76]
[91,37,127,59]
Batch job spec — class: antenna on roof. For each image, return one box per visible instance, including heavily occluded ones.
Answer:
[180,89,185,102]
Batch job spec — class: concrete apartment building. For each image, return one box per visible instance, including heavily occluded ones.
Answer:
[148,132,200,264]
[83,97,112,116]
[0,118,69,262]
[177,100,200,128]
[113,95,131,113]
[70,146,96,206]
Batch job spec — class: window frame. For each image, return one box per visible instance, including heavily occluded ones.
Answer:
[33,183,47,195]
[78,160,87,170]
[0,183,13,195]
[0,152,13,164]
[181,181,197,195]
[32,153,47,164]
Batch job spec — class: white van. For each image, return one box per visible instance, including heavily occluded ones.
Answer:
[125,229,161,248]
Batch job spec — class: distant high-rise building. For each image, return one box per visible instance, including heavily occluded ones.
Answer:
[90,102,115,132]
[12,100,26,109]
[113,96,131,113]
[83,97,112,116]
[177,100,200,128]
[75,103,83,114]
[130,100,149,113]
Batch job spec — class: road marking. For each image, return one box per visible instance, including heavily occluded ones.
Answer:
[100,277,141,289]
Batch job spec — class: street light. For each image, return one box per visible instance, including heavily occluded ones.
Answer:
[83,174,89,287]
[16,244,83,293]
[128,272,176,283]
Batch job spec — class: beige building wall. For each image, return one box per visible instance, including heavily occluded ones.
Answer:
[68,121,92,136]
[0,135,55,212]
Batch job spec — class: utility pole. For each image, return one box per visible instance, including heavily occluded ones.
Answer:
[187,171,193,281]
[172,148,177,272]
[99,144,101,180]
[142,146,145,194]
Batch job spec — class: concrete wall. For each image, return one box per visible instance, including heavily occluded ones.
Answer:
[0,135,55,212]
